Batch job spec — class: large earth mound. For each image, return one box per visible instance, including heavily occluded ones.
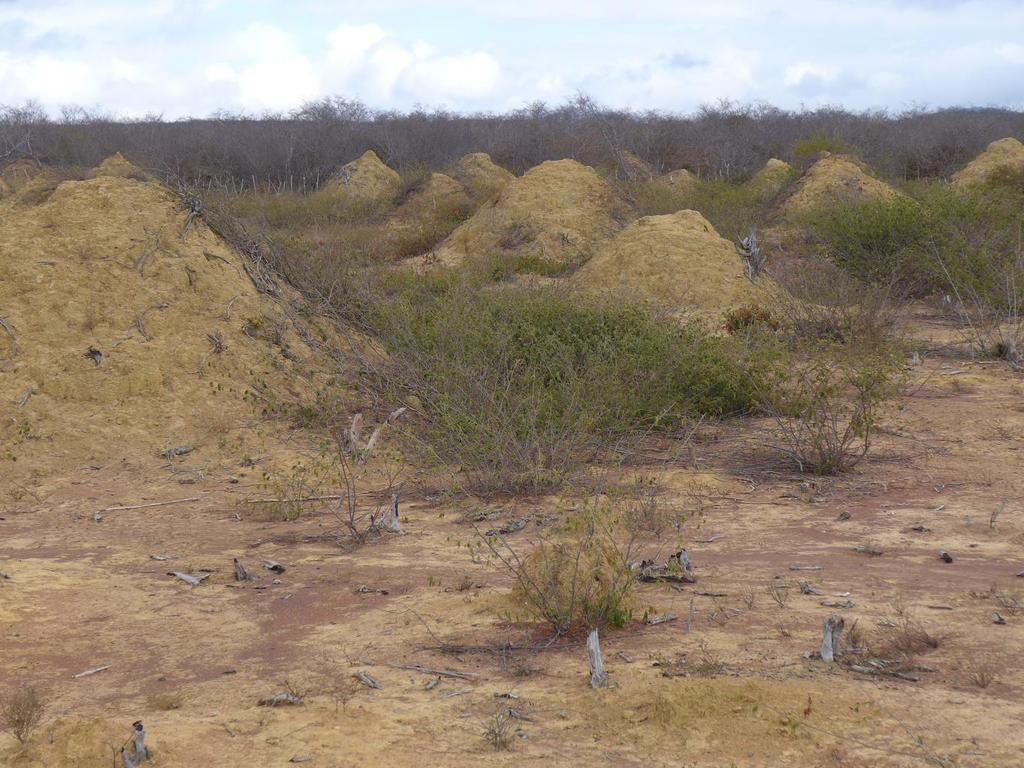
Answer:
[0,155,345,496]
[952,137,1024,187]
[323,150,400,203]
[446,152,514,200]
[777,153,897,218]
[427,159,623,268]
[746,158,794,198]
[573,209,769,320]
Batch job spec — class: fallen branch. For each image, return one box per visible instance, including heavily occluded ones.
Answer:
[98,497,200,513]
[259,692,303,707]
[354,671,382,689]
[73,665,110,679]
[361,661,478,680]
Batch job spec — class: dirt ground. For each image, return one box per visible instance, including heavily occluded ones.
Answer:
[3,312,1023,767]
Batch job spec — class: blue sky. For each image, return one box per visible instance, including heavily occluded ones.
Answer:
[1,0,1022,117]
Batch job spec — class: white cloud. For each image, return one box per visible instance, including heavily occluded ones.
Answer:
[204,24,320,112]
[323,24,500,107]
[0,1,1023,115]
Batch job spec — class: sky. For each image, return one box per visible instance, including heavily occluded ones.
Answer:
[1,0,1023,118]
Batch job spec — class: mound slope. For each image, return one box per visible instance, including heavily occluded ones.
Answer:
[573,209,768,319]
[746,158,793,198]
[447,152,514,200]
[952,137,1024,187]
[428,159,623,268]
[0,155,343,493]
[777,153,897,218]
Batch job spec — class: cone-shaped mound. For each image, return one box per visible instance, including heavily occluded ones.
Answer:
[952,137,1024,187]
[0,169,344,493]
[89,152,146,179]
[614,150,656,182]
[397,173,469,219]
[428,159,623,268]
[447,152,514,200]
[777,154,897,218]
[325,150,401,202]
[746,158,794,198]
[573,209,768,319]
[658,168,699,194]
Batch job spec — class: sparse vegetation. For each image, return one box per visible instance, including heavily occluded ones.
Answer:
[2,685,45,744]
[756,338,905,475]
[483,705,515,750]
[480,486,682,635]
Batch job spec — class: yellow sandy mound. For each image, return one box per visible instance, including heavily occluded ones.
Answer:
[447,152,514,200]
[613,150,656,182]
[573,209,768,320]
[952,137,1024,187]
[659,167,699,194]
[0,161,344,494]
[89,151,145,179]
[746,158,794,198]
[324,150,400,202]
[396,172,469,219]
[427,159,623,268]
[778,153,897,218]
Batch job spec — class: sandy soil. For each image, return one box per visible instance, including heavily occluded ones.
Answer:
[2,341,1023,767]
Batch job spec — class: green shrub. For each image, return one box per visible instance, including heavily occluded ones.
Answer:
[805,196,932,294]
[365,285,758,491]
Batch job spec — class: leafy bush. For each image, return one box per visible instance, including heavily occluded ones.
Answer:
[757,339,905,475]
[365,285,758,491]
[806,196,933,294]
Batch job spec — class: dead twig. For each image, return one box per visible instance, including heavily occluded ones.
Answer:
[0,315,17,358]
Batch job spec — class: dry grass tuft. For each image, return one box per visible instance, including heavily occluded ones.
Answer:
[1,685,45,744]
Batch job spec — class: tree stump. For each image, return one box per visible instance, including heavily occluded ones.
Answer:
[819,613,845,662]
[587,629,608,688]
